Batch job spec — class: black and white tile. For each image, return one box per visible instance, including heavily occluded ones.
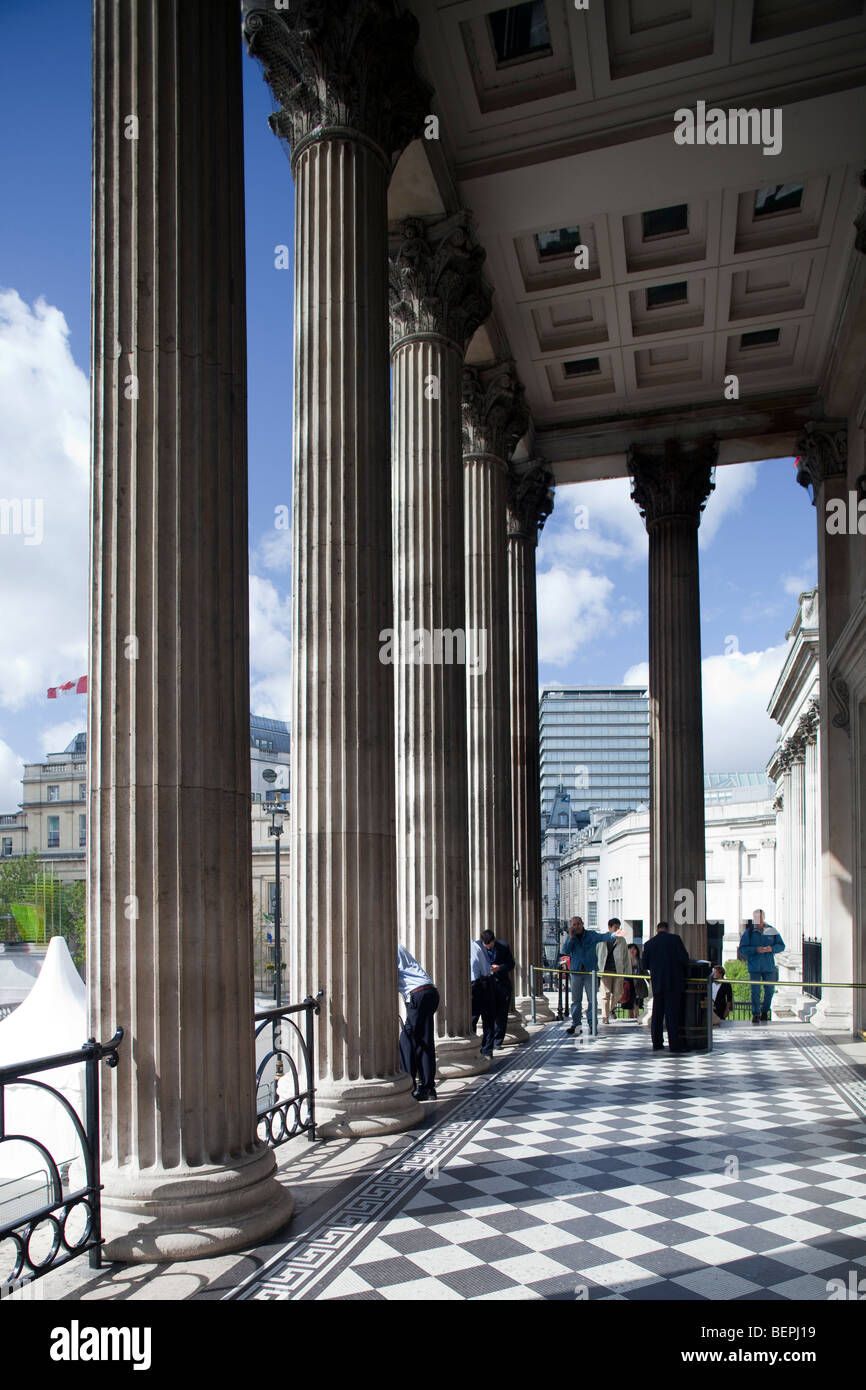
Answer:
[225,1023,866,1301]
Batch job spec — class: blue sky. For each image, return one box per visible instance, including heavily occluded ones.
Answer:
[0,0,817,809]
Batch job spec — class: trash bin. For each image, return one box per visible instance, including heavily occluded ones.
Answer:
[679,959,712,1052]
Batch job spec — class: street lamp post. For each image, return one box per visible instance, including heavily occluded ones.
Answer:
[262,769,287,1009]
[267,797,286,1008]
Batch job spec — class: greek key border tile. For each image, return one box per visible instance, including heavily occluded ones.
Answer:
[225,1028,560,1301]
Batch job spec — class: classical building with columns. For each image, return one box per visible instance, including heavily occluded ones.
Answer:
[767,589,823,1020]
[86,0,866,1259]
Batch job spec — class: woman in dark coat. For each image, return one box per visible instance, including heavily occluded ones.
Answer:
[621,942,649,1018]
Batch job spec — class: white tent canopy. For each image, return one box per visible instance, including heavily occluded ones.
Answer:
[0,937,87,1209]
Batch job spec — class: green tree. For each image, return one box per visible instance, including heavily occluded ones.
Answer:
[0,852,41,940]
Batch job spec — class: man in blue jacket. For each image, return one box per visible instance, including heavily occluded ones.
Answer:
[739,909,785,1024]
[562,916,627,1034]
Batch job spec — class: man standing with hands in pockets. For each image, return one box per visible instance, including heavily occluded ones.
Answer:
[739,909,785,1024]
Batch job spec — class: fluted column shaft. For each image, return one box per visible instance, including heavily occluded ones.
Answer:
[463,366,529,1045]
[507,466,554,1019]
[630,441,716,958]
[245,0,432,1129]
[389,217,493,1077]
[391,338,480,1074]
[89,0,291,1259]
[804,735,820,944]
[789,752,807,956]
[464,456,512,940]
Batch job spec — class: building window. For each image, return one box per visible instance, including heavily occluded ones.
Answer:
[47,816,60,849]
[740,328,780,349]
[563,357,600,377]
[754,184,803,217]
[1,838,11,857]
[641,203,688,238]
[79,783,86,801]
[488,1,551,64]
[47,785,60,802]
[646,281,688,310]
[587,901,597,926]
[79,814,86,848]
[536,226,581,259]
[746,853,758,876]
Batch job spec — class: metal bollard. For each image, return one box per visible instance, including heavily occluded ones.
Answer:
[591,970,598,1036]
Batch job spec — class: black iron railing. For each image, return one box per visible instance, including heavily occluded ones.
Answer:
[0,1028,123,1292]
[254,994,321,1149]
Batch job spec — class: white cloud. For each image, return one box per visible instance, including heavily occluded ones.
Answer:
[38,719,83,758]
[537,566,615,666]
[539,477,647,569]
[782,570,816,596]
[0,737,24,812]
[249,574,291,719]
[625,642,786,772]
[252,521,292,574]
[699,460,759,546]
[0,291,89,709]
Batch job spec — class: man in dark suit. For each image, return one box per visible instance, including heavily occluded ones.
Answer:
[641,921,689,1052]
[480,929,515,1049]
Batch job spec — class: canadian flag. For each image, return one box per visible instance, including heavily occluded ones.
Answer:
[47,675,88,699]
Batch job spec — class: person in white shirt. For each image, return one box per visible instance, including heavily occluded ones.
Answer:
[396,944,440,1100]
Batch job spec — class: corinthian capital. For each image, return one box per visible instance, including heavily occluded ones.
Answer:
[506,461,555,541]
[462,362,529,462]
[628,437,717,528]
[795,421,847,500]
[389,214,492,350]
[243,0,432,160]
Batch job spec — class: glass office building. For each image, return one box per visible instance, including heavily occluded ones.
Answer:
[540,686,650,827]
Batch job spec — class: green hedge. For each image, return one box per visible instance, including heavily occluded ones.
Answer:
[723,958,753,1003]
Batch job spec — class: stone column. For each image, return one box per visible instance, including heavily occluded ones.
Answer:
[462,365,530,1046]
[788,741,807,958]
[389,215,492,1077]
[629,439,716,958]
[245,1,431,1129]
[507,464,555,1022]
[89,0,292,1259]
[796,424,854,1031]
[720,839,741,960]
[803,707,820,946]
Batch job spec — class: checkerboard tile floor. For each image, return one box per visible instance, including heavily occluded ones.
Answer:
[232,1023,866,1301]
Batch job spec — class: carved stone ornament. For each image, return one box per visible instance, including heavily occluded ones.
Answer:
[829,671,851,736]
[462,361,529,462]
[628,436,717,528]
[794,422,847,499]
[796,699,820,745]
[389,214,492,350]
[243,0,432,160]
[506,461,555,541]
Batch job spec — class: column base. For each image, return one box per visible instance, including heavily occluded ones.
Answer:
[809,998,854,1035]
[502,1009,529,1045]
[99,1146,294,1263]
[315,1072,424,1139]
[515,994,556,1023]
[436,1035,491,1078]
